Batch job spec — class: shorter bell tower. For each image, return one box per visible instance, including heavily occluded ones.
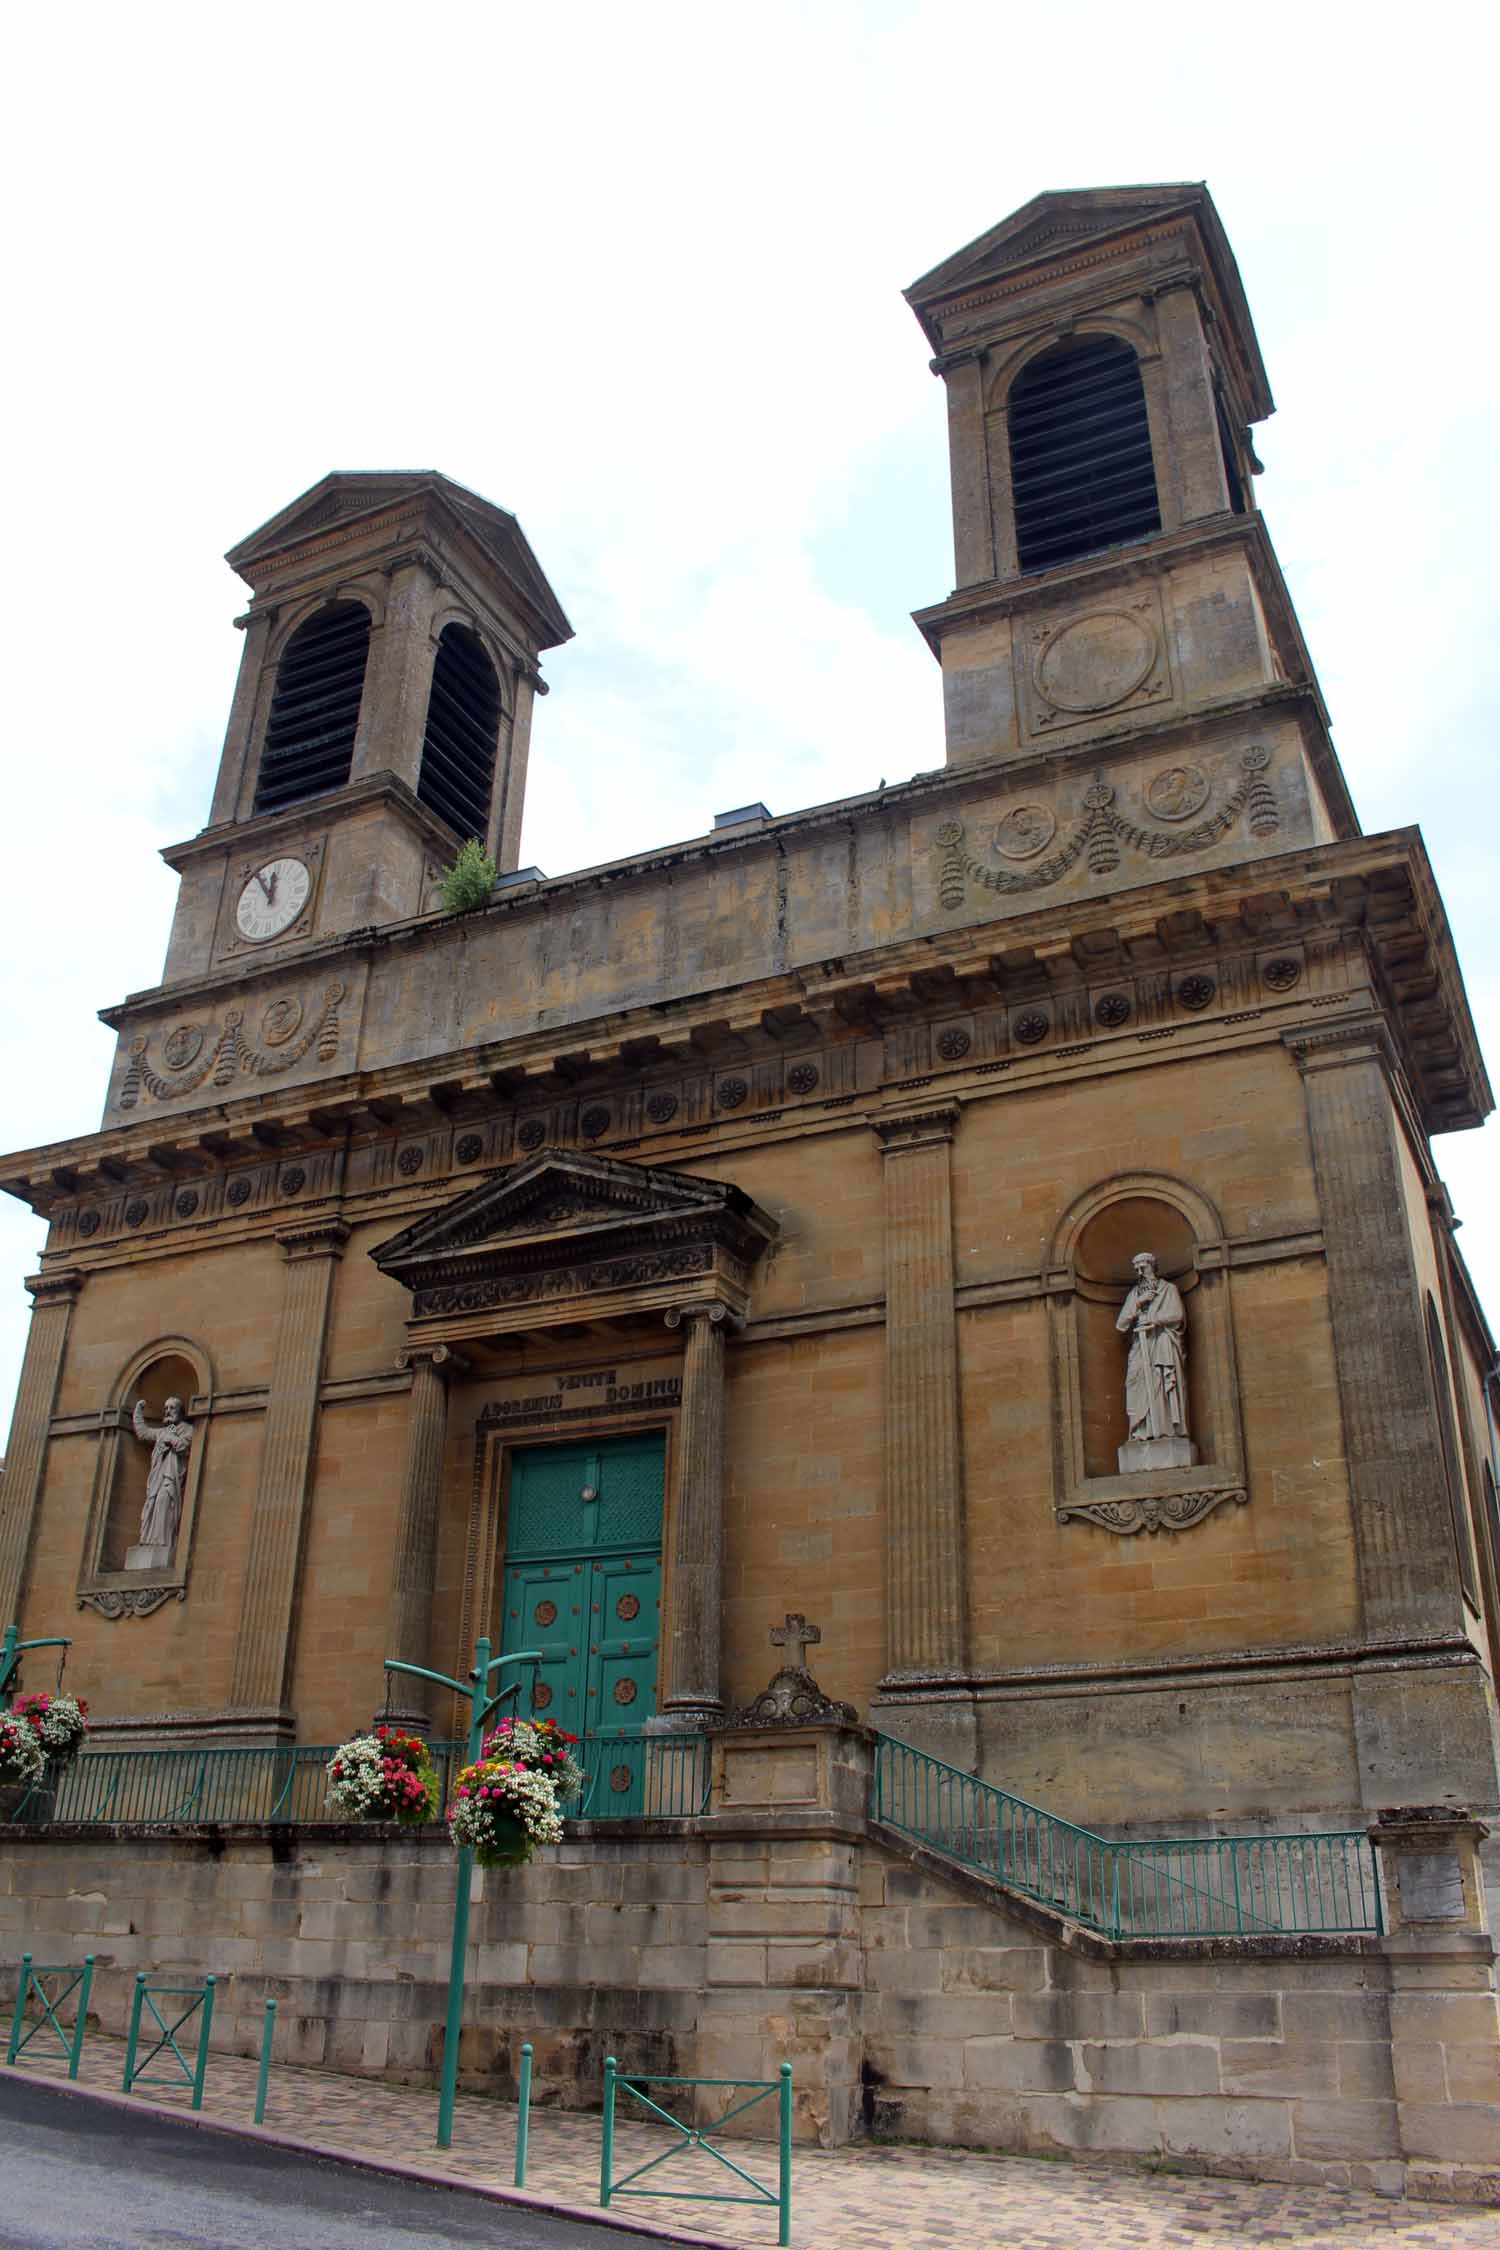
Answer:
[157,472,572,986]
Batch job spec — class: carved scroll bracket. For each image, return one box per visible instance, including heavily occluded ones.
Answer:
[1056,1485,1248,1536]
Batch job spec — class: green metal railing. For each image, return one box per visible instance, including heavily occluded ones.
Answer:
[566,1727,712,1820]
[872,1733,1382,1940]
[601,2057,792,2247]
[6,1952,94,2077]
[5,1730,710,1828]
[122,1972,215,2109]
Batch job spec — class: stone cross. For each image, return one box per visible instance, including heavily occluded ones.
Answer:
[770,1613,821,1664]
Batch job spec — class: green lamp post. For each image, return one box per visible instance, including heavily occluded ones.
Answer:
[380,1637,540,2149]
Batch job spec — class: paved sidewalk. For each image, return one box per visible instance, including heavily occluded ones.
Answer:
[8,2034,1500,2250]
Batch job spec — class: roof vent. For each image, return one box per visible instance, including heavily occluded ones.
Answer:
[714,803,772,829]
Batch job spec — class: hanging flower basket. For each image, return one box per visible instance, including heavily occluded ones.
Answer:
[0,1712,47,1794]
[446,1717,585,1868]
[325,1726,440,1823]
[480,1716,585,1798]
[12,1692,90,1765]
[447,1757,567,1868]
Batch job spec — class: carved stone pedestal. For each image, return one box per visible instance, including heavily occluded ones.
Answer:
[124,1543,172,1574]
[1117,1435,1197,1474]
[1370,1806,1500,2202]
[701,1721,872,2148]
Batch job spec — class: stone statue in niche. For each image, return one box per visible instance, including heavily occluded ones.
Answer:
[127,1396,193,1570]
[1115,1252,1196,1473]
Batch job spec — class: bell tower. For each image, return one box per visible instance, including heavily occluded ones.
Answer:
[157,472,572,986]
[906,183,1356,843]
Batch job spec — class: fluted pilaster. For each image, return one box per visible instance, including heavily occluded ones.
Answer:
[383,1343,466,1731]
[661,1302,730,1724]
[229,1221,349,1720]
[1290,1022,1464,1639]
[0,1270,82,1629]
[874,1107,967,1682]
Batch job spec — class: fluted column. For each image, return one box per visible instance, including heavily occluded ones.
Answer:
[229,1220,349,1725]
[0,1269,83,1629]
[873,1107,967,1683]
[383,1343,467,1732]
[1290,1023,1465,1640]
[661,1303,730,1726]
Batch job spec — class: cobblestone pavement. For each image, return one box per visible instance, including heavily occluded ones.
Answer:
[8,2036,1500,2250]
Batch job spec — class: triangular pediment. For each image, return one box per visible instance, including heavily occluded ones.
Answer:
[905,183,1271,420]
[225,472,573,649]
[371,1148,768,1286]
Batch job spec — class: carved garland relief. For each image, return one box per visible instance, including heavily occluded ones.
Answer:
[117,982,345,1111]
[936,747,1279,912]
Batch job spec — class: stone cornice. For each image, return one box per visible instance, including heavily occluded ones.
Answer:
[4,829,1487,1226]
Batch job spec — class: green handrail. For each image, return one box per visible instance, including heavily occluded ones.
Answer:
[871,1732,1382,1939]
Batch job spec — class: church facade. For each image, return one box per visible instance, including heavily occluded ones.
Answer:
[1,181,1497,1870]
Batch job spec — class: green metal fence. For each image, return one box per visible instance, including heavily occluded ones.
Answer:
[872,1732,1382,1939]
[4,1729,709,1828]
[565,1727,712,1820]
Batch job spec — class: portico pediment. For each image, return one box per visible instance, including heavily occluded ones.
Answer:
[370,1147,776,1337]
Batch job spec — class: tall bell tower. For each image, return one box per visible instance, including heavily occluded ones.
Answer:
[156,472,572,989]
[905,183,1356,846]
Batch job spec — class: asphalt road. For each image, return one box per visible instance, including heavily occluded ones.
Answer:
[0,2073,666,2250]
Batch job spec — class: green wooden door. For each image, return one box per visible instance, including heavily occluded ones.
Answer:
[498,1435,664,1806]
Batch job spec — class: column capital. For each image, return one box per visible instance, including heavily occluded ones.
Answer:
[24,1267,84,1307]
[871,1104,960,1154]
[1283,1016,1398,1079]
[396,1342,471,1380]
[664,1302,738,1335]
[276,1218,351,1264]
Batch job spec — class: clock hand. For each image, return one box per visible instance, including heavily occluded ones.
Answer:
[255,869,274,901]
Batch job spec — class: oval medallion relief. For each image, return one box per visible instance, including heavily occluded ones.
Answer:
[1035,610,1158,714]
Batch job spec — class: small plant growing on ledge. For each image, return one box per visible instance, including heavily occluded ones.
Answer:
[325,1726,440,1823]
[436,838,497,914]
[12,1690,89,1764]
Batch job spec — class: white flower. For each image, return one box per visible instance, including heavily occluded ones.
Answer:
[0,1717,46,1787]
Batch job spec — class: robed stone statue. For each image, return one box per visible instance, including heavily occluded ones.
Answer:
[128,1396,193,1567]
[1115,1252,1195,1471]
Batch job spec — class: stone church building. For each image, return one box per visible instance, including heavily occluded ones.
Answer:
[4,184,1500,2193]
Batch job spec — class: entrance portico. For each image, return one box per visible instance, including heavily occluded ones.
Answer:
[370,1149,776,1733]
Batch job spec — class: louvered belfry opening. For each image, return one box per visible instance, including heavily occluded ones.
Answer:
[253,602,371,816]
[418,625,502,841]
[1009,335,1161,573]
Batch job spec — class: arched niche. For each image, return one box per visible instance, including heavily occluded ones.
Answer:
[77,1338,213,1616]
[1046,1174,1247,1537]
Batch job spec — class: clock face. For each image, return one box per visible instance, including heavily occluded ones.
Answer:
[235,857,311,943]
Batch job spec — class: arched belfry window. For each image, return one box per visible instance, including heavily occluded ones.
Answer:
[417,625,502,841]
[254,601,370,816]
[1009,336,1161,573]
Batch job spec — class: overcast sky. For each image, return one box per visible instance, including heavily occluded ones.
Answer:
[1,2,1496,1433]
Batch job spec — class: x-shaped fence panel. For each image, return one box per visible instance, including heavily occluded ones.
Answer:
[122,1972,216,2109]
[6,1953,94,2078]
[600,2059,792,2246]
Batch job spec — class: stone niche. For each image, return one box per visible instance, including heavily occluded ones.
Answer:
[76,1337,211,1615]
[1047,1174,1247,1537]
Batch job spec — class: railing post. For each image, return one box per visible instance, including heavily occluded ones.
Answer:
[1230,1840,1244,1936]
[192,1978,216,2111]
[254,1998,276,2124]
[777,2062,792,2248]
[122,1973,146,2092]
[6,1953,31,2064]
[514,2041,532,2187]
[68,1956,95,2080]
[600,2055,617,2207]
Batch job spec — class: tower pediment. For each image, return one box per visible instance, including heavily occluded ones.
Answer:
[226,470,573,650]
[371,1149,777,1334]
[906,182,1272,421]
